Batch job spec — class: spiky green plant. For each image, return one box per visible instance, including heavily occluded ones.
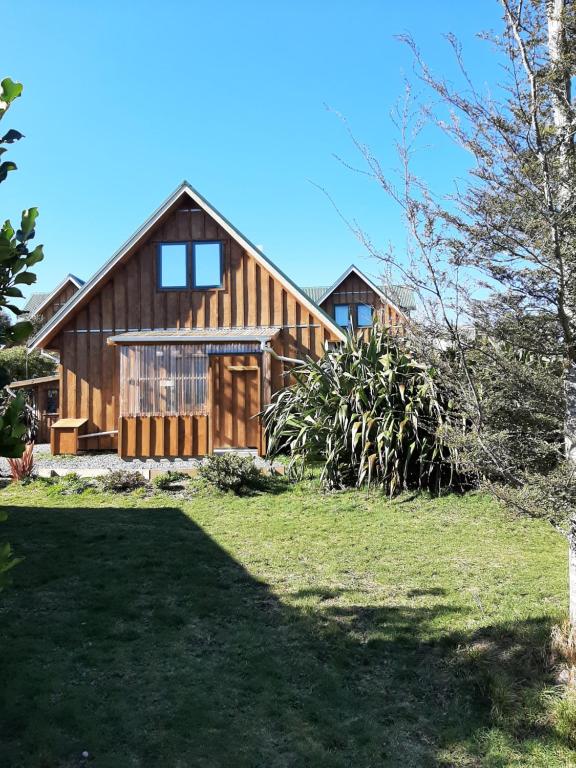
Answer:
[263,326,456,493]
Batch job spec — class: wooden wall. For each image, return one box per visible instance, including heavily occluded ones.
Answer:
[320,272,405,333]
[42,281,80,322]
[119,416,209,458]
[49,196,339,452]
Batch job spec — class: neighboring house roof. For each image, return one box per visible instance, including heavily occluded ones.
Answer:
[301,265,415,317]
[22,274,85,318]
[384,284,416,312]
[22,292,50,316]
[107,327,282,345]
[29,181,346,350]
[300,286,329,305]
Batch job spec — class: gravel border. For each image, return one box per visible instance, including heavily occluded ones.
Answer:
[0,444,280,478]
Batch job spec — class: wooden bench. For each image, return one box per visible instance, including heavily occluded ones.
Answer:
[50,418,88,455]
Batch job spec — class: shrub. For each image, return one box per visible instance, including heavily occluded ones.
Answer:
[7,442,34,482]
[262,325,454,493]
[0,347,56,389]
[101,470,147,493]
[51,473,93,495]
[152,470,188,491]
[199,454,261,494]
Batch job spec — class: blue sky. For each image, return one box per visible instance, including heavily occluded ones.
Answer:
[2,1,504,300]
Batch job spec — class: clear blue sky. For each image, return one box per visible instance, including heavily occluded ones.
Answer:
[2,1,504,301]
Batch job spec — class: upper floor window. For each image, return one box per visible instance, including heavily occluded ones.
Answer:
[158,243,188,289]
[334,303,374,329]
[334,304,352,328]
[157,241,223,290]
[357,304,373,327]
[194,242,222,288]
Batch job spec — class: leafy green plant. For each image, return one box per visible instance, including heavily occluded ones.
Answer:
[0,77,46,589]
[101,470,147,493]
[199,454,261,494]
[0,392,28,459]
[50,473,94,496]
[152,470,188,491]
[263,325,455,493]
[7,441,34,481]
[0,78,44,350]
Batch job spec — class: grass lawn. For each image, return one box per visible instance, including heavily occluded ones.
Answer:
[0,476,572,767]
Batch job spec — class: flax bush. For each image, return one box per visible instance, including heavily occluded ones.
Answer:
[263,326,455,493]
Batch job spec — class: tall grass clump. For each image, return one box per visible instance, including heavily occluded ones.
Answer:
[263,326,456,493]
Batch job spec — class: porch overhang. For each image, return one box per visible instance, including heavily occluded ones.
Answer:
[106,327,281,346]
[8,374,60,389]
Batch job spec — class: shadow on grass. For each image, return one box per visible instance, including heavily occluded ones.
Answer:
[0,505,567,768]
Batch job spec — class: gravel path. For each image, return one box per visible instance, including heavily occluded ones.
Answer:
[0,444,279,478]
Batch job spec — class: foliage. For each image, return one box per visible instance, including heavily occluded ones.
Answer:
[0,347,56,389]
[440,333,566,486]
[0,77,45,587]
[50,473,94,496]
[338,1,576,620]
[0,481,570,766]
[7,442,34,482]
[0,78,44,350]
[199,453,261,494]
[0,393,28,459]
[152,470,188,491]
[263,326,455,493]
[100,470,147,493]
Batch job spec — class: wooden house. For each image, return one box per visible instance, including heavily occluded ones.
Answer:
[28,182,347,458]
[301,264,413,335]
[7,374,60,443]
[22,274,84,328]
[5,275,85,440]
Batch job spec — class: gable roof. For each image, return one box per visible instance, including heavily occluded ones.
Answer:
[302,265,412,318]
[299,286,328,305]
[22,291,50,316]
[29,182,346,350]
[23,274,85,319]
[384,285,416,312]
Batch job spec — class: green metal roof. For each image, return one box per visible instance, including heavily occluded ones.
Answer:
[384,284,416,312]
[300,286,330,304]
[300,282,416,312]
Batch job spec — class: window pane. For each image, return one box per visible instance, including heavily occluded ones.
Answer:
[357,304,373,327]
[120,345,208,416]
[159,243,187,288]
[194,242,222,287]
[334,305,351,327]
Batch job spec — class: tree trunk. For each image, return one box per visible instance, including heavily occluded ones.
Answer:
[570,526,576,625]
[567,363,576,625]
[547,0,576,622]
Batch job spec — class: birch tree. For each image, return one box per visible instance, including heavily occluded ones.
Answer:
[339,1,576,621]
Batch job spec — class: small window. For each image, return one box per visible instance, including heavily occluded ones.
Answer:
[357,304,373,327]
[334,304,351,328]
[159,243,188,288]
[194,242,222,287]
[46,388,59,414]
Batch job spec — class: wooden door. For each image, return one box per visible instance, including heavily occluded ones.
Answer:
[211,355,261,450]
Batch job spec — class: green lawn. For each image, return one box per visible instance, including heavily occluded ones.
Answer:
[0,477,572,767]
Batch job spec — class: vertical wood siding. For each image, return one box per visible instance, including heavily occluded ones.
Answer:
[52,198,339,452]
[41,281,80,322]
[320,272,406,334]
